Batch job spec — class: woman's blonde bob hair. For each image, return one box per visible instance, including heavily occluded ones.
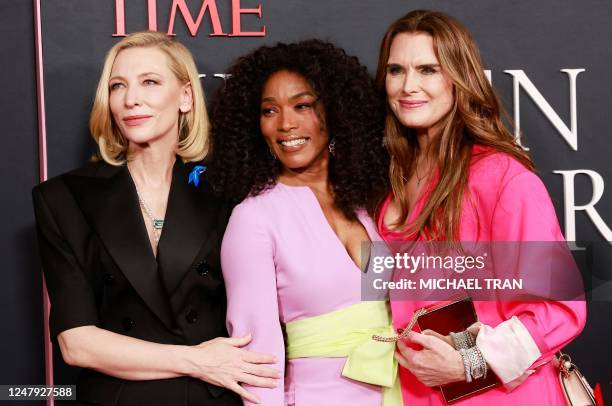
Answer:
[90,31,209,165]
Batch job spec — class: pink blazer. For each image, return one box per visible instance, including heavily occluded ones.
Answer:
[379,145,586,405]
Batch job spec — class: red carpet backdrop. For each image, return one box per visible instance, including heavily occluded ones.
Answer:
[0,1,610,404]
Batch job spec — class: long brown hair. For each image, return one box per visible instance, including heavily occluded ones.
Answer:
[376,10,534,240]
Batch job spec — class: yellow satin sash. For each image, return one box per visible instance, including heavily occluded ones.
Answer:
[285,301,402,406]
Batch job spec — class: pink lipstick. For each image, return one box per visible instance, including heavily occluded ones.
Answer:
[123,115,151,126]
[399,100,427,109]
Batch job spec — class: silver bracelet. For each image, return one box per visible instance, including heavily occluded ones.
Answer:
[450,330,475,350]
[458,348,473,383]
[465,346,487,380]
[476,346,487,379]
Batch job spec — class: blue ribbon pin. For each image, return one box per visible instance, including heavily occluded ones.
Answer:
[188,165,207,187]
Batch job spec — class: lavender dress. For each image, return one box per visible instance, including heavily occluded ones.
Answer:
[221,182,385,405]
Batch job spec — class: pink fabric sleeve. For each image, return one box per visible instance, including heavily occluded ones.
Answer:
[221,203,285,405]
[480,171,586,388]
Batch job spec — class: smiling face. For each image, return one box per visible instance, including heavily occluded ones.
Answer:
[108,46,192,149]
[385,32,454,137]
[260,70,329,173]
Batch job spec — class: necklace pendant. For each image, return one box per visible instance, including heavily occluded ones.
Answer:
[153,219,164,230]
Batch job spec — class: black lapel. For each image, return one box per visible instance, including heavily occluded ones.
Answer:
[62,162,175,330]
[156,160,219,295]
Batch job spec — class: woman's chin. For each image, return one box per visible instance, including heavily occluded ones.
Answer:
[280,162,310,173]
[279,155,314,171]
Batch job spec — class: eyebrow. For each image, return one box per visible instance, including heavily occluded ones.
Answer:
[261,91,316,103]
[109,72,162,81]
[386,62,441,69]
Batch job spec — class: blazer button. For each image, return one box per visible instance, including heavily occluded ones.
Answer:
[122,317,135,331]
[196,260,210,276]
[103,273,116,285]
[185,309,198,324]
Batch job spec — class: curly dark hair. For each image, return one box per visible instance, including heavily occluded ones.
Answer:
[208,39,389,219]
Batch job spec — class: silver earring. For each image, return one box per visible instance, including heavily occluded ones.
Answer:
[328,139,336,156]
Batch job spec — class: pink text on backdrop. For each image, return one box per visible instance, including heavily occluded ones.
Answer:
[113,0,266,37]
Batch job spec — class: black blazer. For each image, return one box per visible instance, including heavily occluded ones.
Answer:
[32,159,241,406]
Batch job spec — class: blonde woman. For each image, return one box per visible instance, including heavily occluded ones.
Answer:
[33,32,277,406]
